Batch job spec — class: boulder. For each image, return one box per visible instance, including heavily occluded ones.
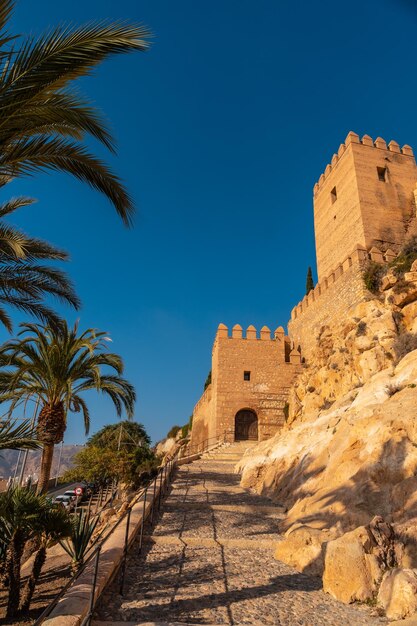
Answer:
[323,517,396,604]
[275,525,341,577]
[402,301,417,333]
[390,285,417,308]
[381,272,397,291]
[377,568,417,620]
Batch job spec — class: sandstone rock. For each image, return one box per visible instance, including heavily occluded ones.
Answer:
[405,271,417,283]
[394,518,417,568]
[323,525,382,603]
[275,525,340,577]
[323,517,396,604]
[381,272,397,291]
[402,301,417,333]
[377,568,417,620]
[390,285,417,308]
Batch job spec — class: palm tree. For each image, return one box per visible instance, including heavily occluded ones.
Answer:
[0,321,136,493]
[0,196,79,331]
[20,504,72,612]
[0,1,151,226]
[0,486,45,618]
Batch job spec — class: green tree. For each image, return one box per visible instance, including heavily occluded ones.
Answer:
[63,446,122,486]
[0,1,151,226]
[64,442,157,488]
[20,505,72,612]
[88,420,150,449]
[0,321,136,493]
[0,197,79,331]
[306,266,314,295]
[204,370,212,390]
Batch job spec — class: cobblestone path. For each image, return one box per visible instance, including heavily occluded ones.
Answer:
[94,449,387,626]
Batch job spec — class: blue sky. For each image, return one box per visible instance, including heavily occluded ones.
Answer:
[5,0,417,445]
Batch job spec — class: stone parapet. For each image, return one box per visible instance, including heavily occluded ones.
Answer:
[290,244,395,323]
[313,132,415,197]
[288,244,395,359]
[214,324,286,342]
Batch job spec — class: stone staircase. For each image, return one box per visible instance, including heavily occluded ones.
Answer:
[201,440,258,463]
[93,442,383,626]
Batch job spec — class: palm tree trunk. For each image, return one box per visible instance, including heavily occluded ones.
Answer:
[6,530,25,619]
[20,544,46,612]
[36,443,54,494]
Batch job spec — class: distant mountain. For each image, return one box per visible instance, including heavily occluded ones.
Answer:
[0,445,82,483]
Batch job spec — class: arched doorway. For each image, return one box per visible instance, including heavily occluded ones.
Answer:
[234,409,258,441]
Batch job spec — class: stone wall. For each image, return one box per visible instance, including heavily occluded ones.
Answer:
[288,244,398,360]
[314,131,417,281]
[190,385,215,448]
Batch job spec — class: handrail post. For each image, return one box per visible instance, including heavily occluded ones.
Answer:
[138,487,147,554]
[150,474,157,523]
[119,507,132,595]
[158,468,163,510]
[86,545,101,626]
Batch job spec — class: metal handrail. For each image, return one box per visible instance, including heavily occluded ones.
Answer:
[34,456,177,626]
[34,430,230,625]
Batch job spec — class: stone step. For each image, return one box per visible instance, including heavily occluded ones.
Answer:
[163,502,284,515]
[144,535,276,549]
[94,622,227,626]
[203,454,242,463]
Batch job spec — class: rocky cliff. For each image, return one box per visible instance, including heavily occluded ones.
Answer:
[237,270,417,620]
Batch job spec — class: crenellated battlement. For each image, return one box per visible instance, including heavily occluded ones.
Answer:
[313,131,415,197]
[290,244,396,322]
[216,323,286,341]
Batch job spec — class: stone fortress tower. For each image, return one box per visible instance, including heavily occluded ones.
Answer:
[290,131,417,358]
[314,131,417,281]
[191,131,417,446]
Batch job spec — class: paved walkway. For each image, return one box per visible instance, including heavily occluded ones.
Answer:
[94,447,386,625]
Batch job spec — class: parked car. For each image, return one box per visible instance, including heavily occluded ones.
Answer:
[54,494,74,511]
[63,490,82,505]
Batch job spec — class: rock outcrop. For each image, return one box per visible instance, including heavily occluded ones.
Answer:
[378,568,417,620]
[237,293,417,616]
[323,516,397,603]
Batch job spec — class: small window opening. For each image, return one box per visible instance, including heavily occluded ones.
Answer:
[330,187,337,204]
[244,371,251,381]
[377,166,387,182]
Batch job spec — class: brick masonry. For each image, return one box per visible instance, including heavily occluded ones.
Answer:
[191,325,301,445]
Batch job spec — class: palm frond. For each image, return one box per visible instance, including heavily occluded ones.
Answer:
[0,418,40,451]
[0,136,133,225]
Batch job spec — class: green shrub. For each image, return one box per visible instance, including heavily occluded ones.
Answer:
[393,332,417,361]
[181,423,190,439]
[167,425,181,439]
[320,398,335,411]
[363,261,385,293]
[283,402,289,420]
[390,235,417,277]
[356,321,367,336]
